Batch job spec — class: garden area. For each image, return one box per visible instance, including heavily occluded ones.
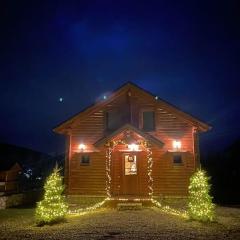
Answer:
[0,205,240,239]
[1,167,239,239]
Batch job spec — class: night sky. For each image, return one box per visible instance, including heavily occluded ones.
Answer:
[0,1,239,155]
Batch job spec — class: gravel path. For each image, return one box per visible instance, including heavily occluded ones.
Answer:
[0,207,240,239]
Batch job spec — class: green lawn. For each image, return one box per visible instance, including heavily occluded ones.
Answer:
[0,206,240,239]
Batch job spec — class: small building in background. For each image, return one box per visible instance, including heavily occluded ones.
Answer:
[0,161,22,195]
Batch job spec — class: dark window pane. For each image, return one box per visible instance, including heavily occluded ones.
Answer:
[80,155,90,165]
[173,155,182,164]
[106,110,122,131]
[143,111,155,131]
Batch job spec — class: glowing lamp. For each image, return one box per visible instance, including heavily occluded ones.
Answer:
[128,143,139,151]
[78,143,86,151]
[173,140,181,150]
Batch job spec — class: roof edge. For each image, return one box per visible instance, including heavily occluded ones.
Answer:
[94,123,164,147]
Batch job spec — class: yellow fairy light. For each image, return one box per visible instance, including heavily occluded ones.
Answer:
[68,198,109,215]
[151,199,188,218]
[143,140,153,197]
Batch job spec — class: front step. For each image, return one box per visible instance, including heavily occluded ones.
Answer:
[117,202,142,210]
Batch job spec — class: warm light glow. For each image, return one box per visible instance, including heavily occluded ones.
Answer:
[173,140,181,150]
[128,143,139,151]
[78,143,86,151]
[151,199,188,218]
[69,198,109,215]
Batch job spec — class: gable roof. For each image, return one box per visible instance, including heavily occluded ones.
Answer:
[53,81,211,133]
[94,124,164,147]
[0,160,21,171]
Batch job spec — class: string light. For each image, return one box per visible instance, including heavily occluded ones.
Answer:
[105,147,112,198]
[151,199,188,218]
[146,142,153,197]
[68,198,109,215]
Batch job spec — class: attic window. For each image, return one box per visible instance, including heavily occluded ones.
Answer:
[106,109,122,131]
[142,111,155,131]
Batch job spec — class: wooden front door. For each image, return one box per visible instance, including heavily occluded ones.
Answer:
[120,152,139,195]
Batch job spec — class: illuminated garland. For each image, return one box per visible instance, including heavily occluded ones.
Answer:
[146,144,153,197]
[105,147,112,198]
[151,199,188,218]
[68,197,188,218]
[68,198,109,215]
[105,139,127,197]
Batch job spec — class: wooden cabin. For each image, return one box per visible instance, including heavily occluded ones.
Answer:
[54,82,210,199]
[0,161,22,194]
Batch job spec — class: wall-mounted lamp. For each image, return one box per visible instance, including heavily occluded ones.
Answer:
[173,140,181,150]
[78,143,86,152]
[128,143,139,151]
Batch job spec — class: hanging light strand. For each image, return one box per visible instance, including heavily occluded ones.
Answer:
[105,146,112,198]
[146,143,154,198]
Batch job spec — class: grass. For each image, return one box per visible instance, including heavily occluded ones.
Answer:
[0,205,240,239]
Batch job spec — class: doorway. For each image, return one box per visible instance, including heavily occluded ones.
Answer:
[120,153,139,195]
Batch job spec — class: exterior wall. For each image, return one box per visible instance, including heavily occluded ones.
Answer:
[65,87,198,196]
[0,164,21,193]
[68,149,106,195]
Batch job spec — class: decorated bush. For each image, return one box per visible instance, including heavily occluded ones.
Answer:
[35,166,68,225]
[188,169,215,222]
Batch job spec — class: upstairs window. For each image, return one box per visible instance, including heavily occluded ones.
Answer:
[142,111,155,131]
[106,109,122,131]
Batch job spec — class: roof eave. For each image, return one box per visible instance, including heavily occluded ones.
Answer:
[94,124,164,148]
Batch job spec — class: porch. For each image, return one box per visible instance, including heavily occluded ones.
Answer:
[94,123,164,198]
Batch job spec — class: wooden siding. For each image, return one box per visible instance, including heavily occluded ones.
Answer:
[0,163,21,193]
[66,87,198,196]
[68,149,106,195]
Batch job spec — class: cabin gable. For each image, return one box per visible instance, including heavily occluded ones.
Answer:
[68,86,196,155]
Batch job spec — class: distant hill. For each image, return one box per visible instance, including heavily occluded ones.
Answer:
[0,142,65,191]
[0,142,49,168]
